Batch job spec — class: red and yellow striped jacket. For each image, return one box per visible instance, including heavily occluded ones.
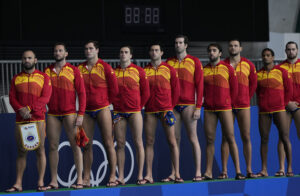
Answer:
[113,63,150,113]
[78,59,118,111]
[144,62,180,113]
[256,66,292,113]
[203,61,238,111]
[9,70,52,123]
[278,59,300,106]
[166,54,203,109]
[45,62,86,116]
[224,57,257,109]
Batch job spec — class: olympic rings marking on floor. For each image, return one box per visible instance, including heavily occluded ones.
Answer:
[57,140,134,187]
[114,141,135,183]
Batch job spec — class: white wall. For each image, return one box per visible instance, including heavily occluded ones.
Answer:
[189,0,300,59]
[269,0,300,32]
[268,32,300,59]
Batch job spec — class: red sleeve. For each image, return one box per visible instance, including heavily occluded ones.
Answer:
[28,74,52,112]
[74,67,86,115]
[169,65,180,107]
[248,61,257,98]
[9,76,23,112]
[104,63,119,103]
[229,66,238,105]
[280,68,293,106]
[138,67,150,108]
[256,70,261,98]
[194,58,204,109]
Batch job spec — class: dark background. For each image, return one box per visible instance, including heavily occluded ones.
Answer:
[0,0,269,59]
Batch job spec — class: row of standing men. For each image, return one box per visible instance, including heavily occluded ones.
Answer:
[5,36,300,192]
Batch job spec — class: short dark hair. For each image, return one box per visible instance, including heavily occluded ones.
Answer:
[120,45,133,54]
[229,38,242,46]
[261,48,275,56]
[85,40,99,49]
[54,42,68,52]
[175,35,189,45]
[149,42,164,52]
[207,43,223,53]
[22,50,36,58]
[286,41,298,49]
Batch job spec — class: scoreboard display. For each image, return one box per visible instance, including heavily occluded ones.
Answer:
[123,6,161,26]
[104,0,269,43]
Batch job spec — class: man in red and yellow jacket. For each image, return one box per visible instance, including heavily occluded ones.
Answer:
[276,41,300,176]
[6,50,52,192]
[164,35,203,182]
[256,48,293,177]
[143,43,183,183]
[113,46,150,185]
[78,41,118,187]
[44,43,86,190]
[220,39,257,179]
[202,43,245,180]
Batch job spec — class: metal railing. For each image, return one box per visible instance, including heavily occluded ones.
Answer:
[0,59,284,113]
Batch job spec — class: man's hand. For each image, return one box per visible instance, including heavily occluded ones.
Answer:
[193,109,201,120]
[19,107,31,119]
[287,101,299,112]
[75,115,83,126]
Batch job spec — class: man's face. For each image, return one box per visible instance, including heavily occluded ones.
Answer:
[208,46,221,63]
[228,40,242,56]
[84,42,99,60]
[175,37,187,54]
[285,43,298,60]
[149,45,163,61]
[22,51,37,70]
[54,45,68,62]
[120,47,132,63]
[262,50,274,65]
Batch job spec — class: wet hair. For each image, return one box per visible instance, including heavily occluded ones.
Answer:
[85,40,99,49]
[54,42,68,52]
[149,42,164,52]
[229,38,242,46]
[175,35,189,45]
[286,41,298,49]
[261,48,275,56]
[120,45,133,54]
[207,43,223,53]
[22,50,36,58]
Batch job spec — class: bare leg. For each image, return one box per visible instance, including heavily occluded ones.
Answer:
[219,112,235,177]
[220,133,229,176]
[258,114,272,176]
[96,107,117,183]
[6,125,28,192]
[277,111,292,173]
[128,112,145,181]
[46,115,62,188]
[203,111,218,178]
[144,113,158,182]
[114,118,127,184]
[218,111,242,175]
[236,109,253,174]
[181,105,201,178]
[82,114,95,186]
[273,112,293,174]
[161,118,181,179]
[293,110,300,139]
[166,109,182,180]
[63,114,83,187]
[35,121,47,189]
